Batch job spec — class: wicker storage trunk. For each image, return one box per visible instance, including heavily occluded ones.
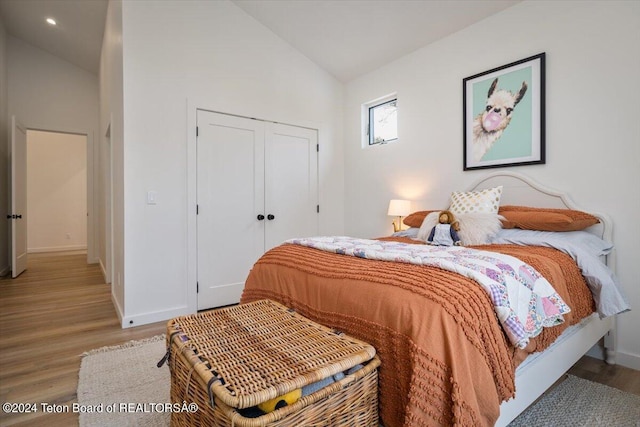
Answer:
[165,299,380,427]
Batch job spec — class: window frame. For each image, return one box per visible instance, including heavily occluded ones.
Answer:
[362,93,398,148]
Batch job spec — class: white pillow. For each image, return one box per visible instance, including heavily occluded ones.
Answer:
[491,229,614,257]
[449,186,503,214]
[417,211,503,245]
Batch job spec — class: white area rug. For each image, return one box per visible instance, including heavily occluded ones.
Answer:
[508,374,640,426]
[78,335,640,427]
[77,335,170,427]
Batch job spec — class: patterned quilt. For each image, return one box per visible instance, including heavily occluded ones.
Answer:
[288,236,570,349]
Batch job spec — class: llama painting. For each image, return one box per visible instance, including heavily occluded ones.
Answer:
[463,53,545,170]
[472,77,528,162]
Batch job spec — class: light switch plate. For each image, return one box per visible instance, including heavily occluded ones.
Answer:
[147,191,158,205]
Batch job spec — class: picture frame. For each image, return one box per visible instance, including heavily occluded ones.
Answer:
[463,53,545,171]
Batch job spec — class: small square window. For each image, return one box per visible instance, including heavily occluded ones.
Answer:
[367,97,397,145]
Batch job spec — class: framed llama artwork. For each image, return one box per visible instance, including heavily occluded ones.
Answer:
[463,53,545,170]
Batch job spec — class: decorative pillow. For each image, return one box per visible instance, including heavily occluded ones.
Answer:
[403,210,435,228]
[449,186,503,214]
[498,206,599,232]
[417,211,504,246]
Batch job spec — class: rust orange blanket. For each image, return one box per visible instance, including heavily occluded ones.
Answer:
[241,239,594,427]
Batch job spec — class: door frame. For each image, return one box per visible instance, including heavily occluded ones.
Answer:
[186,100,323,314]
[103,119,113,285]
[7,122,97,269]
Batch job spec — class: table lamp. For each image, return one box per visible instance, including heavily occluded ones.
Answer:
[387,199,411,233]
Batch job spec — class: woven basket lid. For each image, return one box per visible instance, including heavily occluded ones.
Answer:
[168,299,376,409]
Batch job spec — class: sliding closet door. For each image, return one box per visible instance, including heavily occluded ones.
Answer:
[196,110,265,310]
[264,122,319,250]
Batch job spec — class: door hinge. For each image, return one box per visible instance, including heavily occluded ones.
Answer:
[196,126,199,137]
[317,205,320,213]
[197,282,199,293]
[196,204,199,215]
[316,144,319,152]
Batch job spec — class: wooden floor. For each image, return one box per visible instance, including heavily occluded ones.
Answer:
[0,253,166,427]
[0,253,638,426]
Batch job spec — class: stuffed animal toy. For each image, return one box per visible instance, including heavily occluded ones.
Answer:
[241,364,364,418]
[257,388,302,413]
[427,210,462,246]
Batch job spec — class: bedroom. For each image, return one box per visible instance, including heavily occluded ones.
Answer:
[0,0,638,425]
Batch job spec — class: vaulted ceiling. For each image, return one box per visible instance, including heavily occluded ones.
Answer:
[233,1,521,82]
[0,0,108,74]
[0,0,520,81]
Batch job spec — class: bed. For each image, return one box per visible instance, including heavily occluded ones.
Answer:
[240,171,625,427]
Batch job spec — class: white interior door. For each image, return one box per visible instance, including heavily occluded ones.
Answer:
[10,116,27,278]
[265,123,318,250]
[196,111,265,310]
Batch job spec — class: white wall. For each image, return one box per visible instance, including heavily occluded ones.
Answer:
[105,0,344,326]
[344,1,640,369]
[100,0,124,321]
[0,17,8,276]
[7,37,100,264]
[26,130,87,253]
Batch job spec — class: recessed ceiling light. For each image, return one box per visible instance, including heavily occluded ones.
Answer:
[46,18,57,26]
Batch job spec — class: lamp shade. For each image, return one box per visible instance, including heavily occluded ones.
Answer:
[387,199,411,217]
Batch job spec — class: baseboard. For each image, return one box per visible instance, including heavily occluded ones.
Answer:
[121,305,193,329]
[616,350,640,371]
[111,290,124,324]
[28,245,88,253]
[584,342,639,370]
[99,259,109,283]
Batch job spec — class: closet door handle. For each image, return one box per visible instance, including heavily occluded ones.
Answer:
[257,214,265,221]
[267,214,275,220]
